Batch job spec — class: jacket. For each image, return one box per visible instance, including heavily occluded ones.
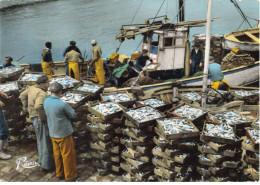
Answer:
[92,45,102,62]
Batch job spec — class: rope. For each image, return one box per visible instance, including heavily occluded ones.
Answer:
[130,0,144,24]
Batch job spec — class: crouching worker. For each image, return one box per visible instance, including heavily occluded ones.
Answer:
[44,82,79,182]
[20,75,55,171]
[0,91,11,160]
[208,56,230,91]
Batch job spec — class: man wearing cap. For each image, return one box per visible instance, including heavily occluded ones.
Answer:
[42,42,55,78]
[0,91,12,160]
[20,75,55,171]
[64,45,84,80]
[135,49,153,72]
[208,56,230,91]
[90,40,105,85]
[2,57,14,68]
[43,82,78,182]
[190,43,204,76]
[63,41,82,76]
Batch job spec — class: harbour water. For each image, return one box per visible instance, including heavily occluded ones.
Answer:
[0,0,258,64]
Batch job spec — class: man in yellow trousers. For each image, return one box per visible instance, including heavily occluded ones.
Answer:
[41,42,54,78]
[90,40,105,85]
[64,45,83,80]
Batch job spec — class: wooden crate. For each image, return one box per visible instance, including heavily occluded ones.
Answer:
[51,75,80,89]
[154,127,180,146]
[60,90,90,108]
[101,91,135,107]
[245,128,259,149]
[156,117,199,140]
[231,90,259,100]
[17,72,44,86]
[74,82,104,96]
[0,82,19,96]
[152,157,169,169]
[123,106,165,128]
[88,102,123,121]
[0,67,24,78]
[135,98,172,112]
[179,92,201,106]
[207,154,225,164]
[153,136,169,148]
[135,171,153,181]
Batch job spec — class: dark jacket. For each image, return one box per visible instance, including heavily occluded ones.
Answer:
[135,55,152,71]
[190,49,203,64]
[63,46,81,57]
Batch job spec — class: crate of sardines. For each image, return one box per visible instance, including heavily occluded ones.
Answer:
[179,91,201,104]
[245,128,259,149]
[230,89,259,100]
[18,72,44,86]
[208,110,252,129]
[201,122,237,145]
[88,101,123,121]
[50,75,80,89]
[74,82,104,96]
[166,103,207,122]
[60,90,89,108]
[0,82,19,96]
[251,117,259,129]
[123,106,164,128]
[0,66,25,79]
[156,117,199,140]
[136,98,172,112]
[101,91,134,107]
[208,89,229,99]
[145,62,160,71]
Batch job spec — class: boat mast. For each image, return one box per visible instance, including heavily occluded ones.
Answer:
[179,0,184,22]
[201,0,212,109]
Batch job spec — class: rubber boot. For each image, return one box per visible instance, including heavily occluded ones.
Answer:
[0,140,12,160]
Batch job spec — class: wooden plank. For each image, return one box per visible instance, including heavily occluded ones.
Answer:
[244,31,259,43]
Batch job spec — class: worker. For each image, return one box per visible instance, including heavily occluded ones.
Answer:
[41,42,54,78]
[0,91,12,160]
[44,82,79,182]
[135,49,153,72]
[63,41,82,76]
[190,43,203,76]
[208,56,230,91]
[64,46,83,80]
[20,75,55,171]
[90,40,105,85]
[2,57,14,68]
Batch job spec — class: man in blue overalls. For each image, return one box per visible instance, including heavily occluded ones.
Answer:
[190,43,203,76]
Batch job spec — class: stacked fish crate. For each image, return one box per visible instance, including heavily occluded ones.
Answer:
[241,119,259,181]
[0,66,25,82]
[199,120,244,182]
[120,99,168,182]
[17,72,44,89]
[0,82,27,144]
[153,116,200,182]
[230,89,259,105]
[87,101,124,175]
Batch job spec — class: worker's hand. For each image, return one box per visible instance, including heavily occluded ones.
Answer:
[0,91,8,99]
[142,67,144,71]
[190,60,192,64]
[199,63,203,68]
[50,62,55,67]
[0,101,5,108]
[38,117,41,122]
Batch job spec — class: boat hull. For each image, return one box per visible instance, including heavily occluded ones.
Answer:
[222,40,259,51]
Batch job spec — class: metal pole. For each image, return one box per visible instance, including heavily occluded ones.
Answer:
[179,0,184,22]
[201,0,212,109]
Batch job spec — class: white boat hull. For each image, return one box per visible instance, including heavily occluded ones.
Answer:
[222,40,259,51]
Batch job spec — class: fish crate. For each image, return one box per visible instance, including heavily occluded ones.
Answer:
[165,148,182,158]
[230,89,259,100]
[0,67,25,79]
[17,72,44,86]
[86,123,99,133]
[196,166,211,178]
[208,89,229,99]
[88,101,124,121]
[154,127,180,146]
[221,161,241,169]
[152,157,169,169]
[156,117,199,140]
[245,128,259,149]
[90,142,104,151]
[179,92,201,105]
[111,165,121,173]
[154,166,176,180]
[209,166,227,176]
[210,176,230,182]
[206,154,226,164]
[122,129,151,143]
[145,63,161,72]
[153,136,170,148]
[178,141,197,151]
[96,122,114,132]
[50,75,80,89]
[107,145,121,154]
[208,110,252,129]
[122,173,136,182]
[173,153,189,164]
[152,146,166,158]
[135,98,172,112]
[120,137,153,147]
[201,121,237,145]
[129,127,150,137]
[97,132,114,141]
[0,82,19,96]
[135,171,153,181]
[241,136,259,153]
[101,91,135,107]
[123,157,151,170]
[73,82,104,96]
[90,150,111,159]
[198,155,214,166]
[123,106,165,128]
[166,103,207,122]
[60,90,90,108]
[203,141,229,152]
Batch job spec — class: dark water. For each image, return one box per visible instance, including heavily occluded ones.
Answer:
[0,0,259,64]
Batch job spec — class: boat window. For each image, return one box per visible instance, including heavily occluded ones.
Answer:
[235,34,254,42]
[151,34,159,46]
[164,37,174,47]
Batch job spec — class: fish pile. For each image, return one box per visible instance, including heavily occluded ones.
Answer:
[0,82,19,92]
[213,111,248,125]
[126,106,162,123]
[172,105,205,120]
[203,123,235,140]
[103,93,131,103]
[50,76,79,89]
[60,92,86,104]
[139,98,166,108]
[19,73,42,81]
[232,89,259,97]
[246,128,259,144]
[76,84,102,93]
[182,92,201,102]
[146,63,158,70]
[208,89,229,95]
[0,66,22,74]
[157,118,196,135]
[92,102,122,116]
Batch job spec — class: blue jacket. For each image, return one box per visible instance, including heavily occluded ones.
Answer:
[208,63,224,82]
[2,63,14,68]
[43,95,76,138]
[63,46,81,57]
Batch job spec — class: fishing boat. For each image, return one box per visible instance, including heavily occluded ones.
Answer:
[222,27,259,51]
